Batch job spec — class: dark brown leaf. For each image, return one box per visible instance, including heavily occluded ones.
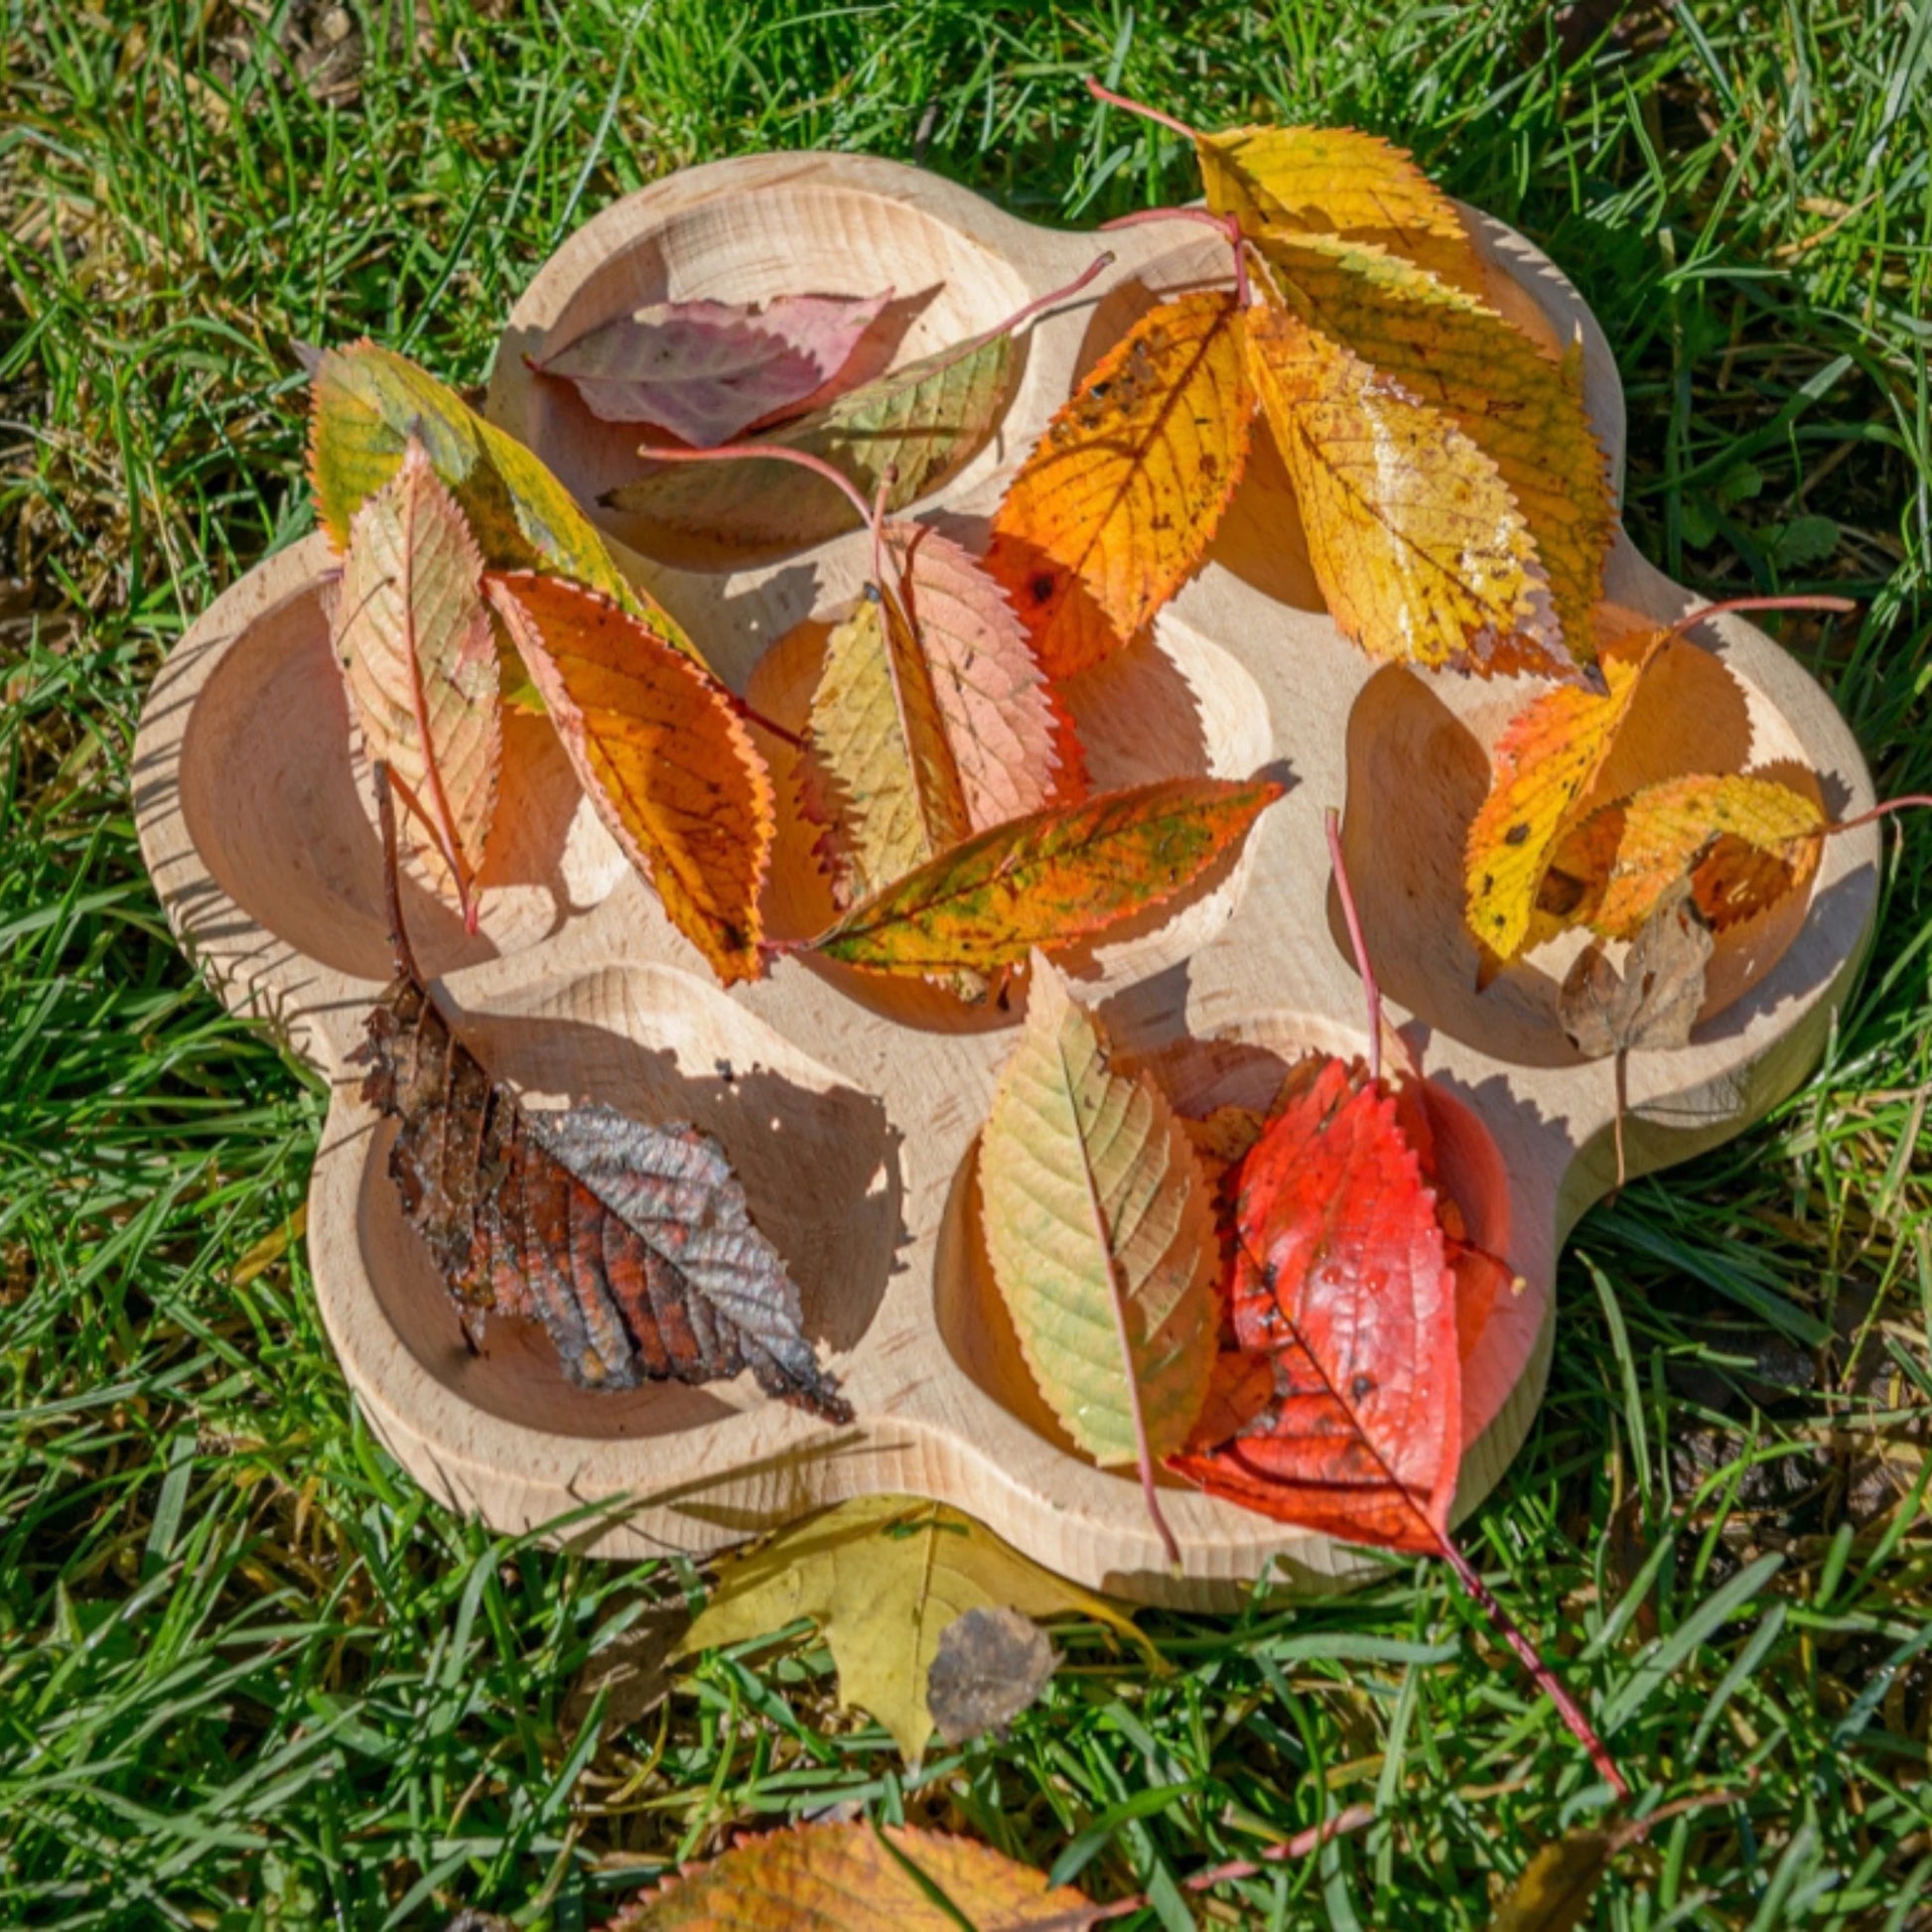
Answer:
[925,1606,1056,1744]
[1559,877,1713,1059]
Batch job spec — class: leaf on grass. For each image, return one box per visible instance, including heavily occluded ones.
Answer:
[605,331,1013,546]
[1170,1056,1459,1554]
[677,1493,1147,1764]
[1463,620,1669,962]
[605,1820,1098,1930]
[807,524,1078,906]
[1197,122,1488,295]
[1559,879,1714,1060]
[925,1606,1057,1745]
[486,571,773,985]
[1245,301,1544,675]
[979,957,1216,1467]
[307,340,692,648]
[809,774,1284,979]
[1255,232,1613,656]
[539,289,892,446]
[329,434,499,929]
[985,291,1253,675]
[560,1597,691,1744]
[353,781,847,1420]
[1485,1831,1620,1932]
[1548,771,1825,941]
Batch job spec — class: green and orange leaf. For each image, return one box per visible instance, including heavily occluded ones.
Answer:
[485,572,773,984]
[985,291,1253,676]
[808,774,1284,980]
[1246,301,1545,674]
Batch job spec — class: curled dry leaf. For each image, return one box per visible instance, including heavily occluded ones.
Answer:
[1463,618,1670,962]
[538,288,892,446]
[985,291,1254,675]
[603,1820,1098,1931]
[926,1605,1057,1745]
[329,434,500,931]
[353,770,847,1420]
[485,571,774,984]
[677,1493,1148,1765]
[978,957,1217,1555]
[807,523,1080,907]
[606,329,1013,547]
[808,774,1285,981]
[1549,770,1825,941]
[1169,1055,1460,1554]
[1196,121,1488,295]
[1255,232,1612,660]
[1246,299,1544,675]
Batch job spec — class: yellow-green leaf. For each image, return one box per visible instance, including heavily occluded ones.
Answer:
[809,774,1284,978]
[1246,301,1545,673]
[1254,231,1613,655]
[1198,122,1487,294]
[980,958,1216,1468]
[677,1494,1148,1764]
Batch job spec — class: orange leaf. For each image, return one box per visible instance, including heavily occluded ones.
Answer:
[809,775,1283,979]
[1255,232,1613,658]
[1244,301,1544,674]
[486,572,773,984]
[329,434,499,929]
[985,292,1253,675]
[1462,620,1669,961]
[1198,123,1488,296]
[1549,771,1825,941]
[607,1821,1096,1930]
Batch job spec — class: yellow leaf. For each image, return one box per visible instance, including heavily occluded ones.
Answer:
[1198,122,1488,295]
[486,572,774,984]
[1463,620,1668,962]
[980,958,1217,1469]
[1550,771,1825,941]
[1245,301,1543,672]
[612,1820,1097,1929]
[985,292,1253,675]
[1253,231,1612,658]
[678,1494,1149,1764]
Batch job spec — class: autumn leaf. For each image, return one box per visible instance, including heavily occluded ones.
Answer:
[329,434,500,931]
[978,957,1217,1557]
[985,291,1254,675]
[353,767,847,1419]
[677,1493,1148,1764]
[1245,300,1546,675]
[605,1821,1098,1930]
[1559,878,1714,1062]
[1549,770,1825,941]
[1463,620,1669,961]
[1169,1054,1460,1554]
[605,329,1014,546]
[305,339,692,649]
[808,522,1079,906]
[485,571,773,984]
[926,1607,1057,1745]
[807,774,1284,980]
[1254,231,1613,655]
[537,288,892,445]
[1196,122,1488,295]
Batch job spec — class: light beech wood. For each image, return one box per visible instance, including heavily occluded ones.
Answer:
[133,152,1878,1607]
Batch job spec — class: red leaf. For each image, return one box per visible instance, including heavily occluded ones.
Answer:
[1168,1056,1459,1555]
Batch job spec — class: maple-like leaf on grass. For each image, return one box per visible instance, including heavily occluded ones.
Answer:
[537,288,892,446]
[807,774,1284,980]
[985,290,1254,675]
[353,765,848,1420]
[328,432,500,932]
[677,1493,1147,1764]
[978,956,1217,1560]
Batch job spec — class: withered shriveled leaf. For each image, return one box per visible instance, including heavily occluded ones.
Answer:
[1559,879,1713,1061]
[354,771,849,1421]
[926,1605,1057,1745]
[539,289,893,446]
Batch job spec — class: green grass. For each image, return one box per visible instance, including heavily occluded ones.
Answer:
[3,1,1929,1925]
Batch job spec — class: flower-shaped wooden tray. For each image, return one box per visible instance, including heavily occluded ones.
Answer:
[134,152,1878,1607]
